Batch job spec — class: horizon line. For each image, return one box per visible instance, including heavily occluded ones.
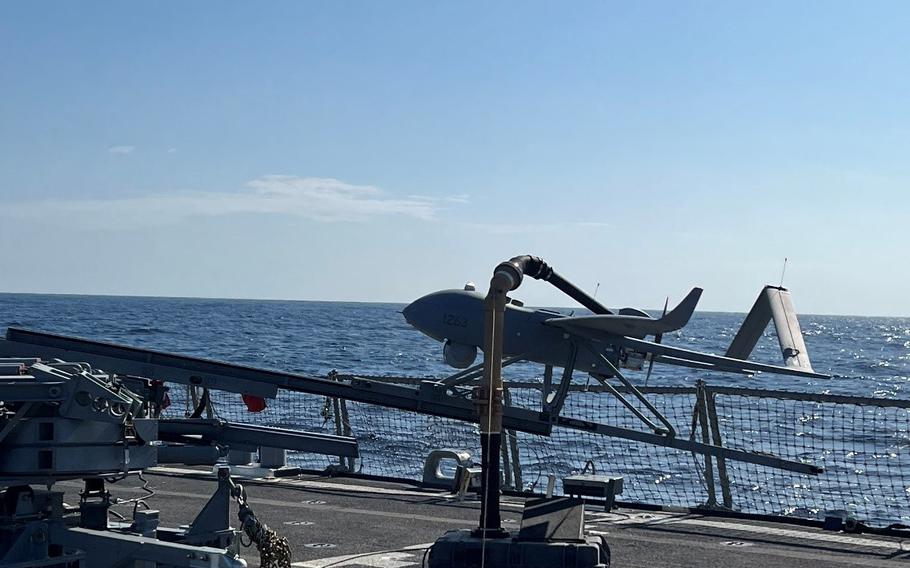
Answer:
[0,290,905,320]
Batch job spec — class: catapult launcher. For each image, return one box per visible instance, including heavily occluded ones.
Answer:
[0,355,357,568]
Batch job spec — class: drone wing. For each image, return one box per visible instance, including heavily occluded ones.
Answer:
[545,287,702,338]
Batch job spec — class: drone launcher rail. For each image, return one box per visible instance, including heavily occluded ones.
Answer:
[0,327,820,476]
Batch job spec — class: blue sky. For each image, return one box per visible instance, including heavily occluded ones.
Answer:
[1,2,908,316]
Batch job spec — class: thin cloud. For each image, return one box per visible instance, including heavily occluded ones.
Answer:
[407,194,470,204]
[245,175,440,221]
[108,145,135,154]
[2,176,458,229]
[463,221,609,235]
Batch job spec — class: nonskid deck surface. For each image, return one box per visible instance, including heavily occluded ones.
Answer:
[58,470,910,568]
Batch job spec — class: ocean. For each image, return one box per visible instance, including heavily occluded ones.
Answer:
[2,293,910,525]
[2,292,907,395]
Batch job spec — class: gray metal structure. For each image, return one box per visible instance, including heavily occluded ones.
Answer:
[726,284,814,370]
[0,354,358,568]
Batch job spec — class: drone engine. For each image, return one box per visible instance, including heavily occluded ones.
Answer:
[443,340,477,369]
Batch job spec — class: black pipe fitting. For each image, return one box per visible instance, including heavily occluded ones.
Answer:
[495,254,612,315]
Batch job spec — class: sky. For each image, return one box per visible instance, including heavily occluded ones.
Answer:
[0,2,908,316]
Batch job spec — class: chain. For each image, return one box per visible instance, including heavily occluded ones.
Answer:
[229,478,292,568]
[321,396,333,425]
[256,526,293,568]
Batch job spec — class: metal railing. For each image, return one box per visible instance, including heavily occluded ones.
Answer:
[191,375,910,528]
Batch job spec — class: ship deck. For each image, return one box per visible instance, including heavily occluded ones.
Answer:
[59,468,910,568]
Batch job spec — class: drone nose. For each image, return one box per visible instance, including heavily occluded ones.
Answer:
[402,296,425,327]
[402,300,416,323]
[402,294,440,335]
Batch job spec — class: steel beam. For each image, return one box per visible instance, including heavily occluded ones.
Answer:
[157,418,359,457]
[0,379,67,402]
[1,330,278,398]
[50,525,242,568]
[553,414,822,475]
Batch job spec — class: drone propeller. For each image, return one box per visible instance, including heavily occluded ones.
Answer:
[644,297,669,386]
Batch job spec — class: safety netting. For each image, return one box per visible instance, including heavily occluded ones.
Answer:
[168,377,910,528]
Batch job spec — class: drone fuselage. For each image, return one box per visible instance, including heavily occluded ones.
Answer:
[403,288,622,373]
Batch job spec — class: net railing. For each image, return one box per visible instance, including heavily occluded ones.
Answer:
[708,387,910,527]
[170,376,910,528]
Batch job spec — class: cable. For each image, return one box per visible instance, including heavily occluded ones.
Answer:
[190,387,210,418]
[318,547,431,568]
[109,471,156,517]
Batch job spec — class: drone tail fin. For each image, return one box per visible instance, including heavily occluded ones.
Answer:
[725,285,814,371]
[656,287,703,332]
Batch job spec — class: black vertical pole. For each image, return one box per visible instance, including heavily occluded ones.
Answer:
[479,431,503,532]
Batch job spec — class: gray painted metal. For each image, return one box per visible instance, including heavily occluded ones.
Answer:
[0,354,300,568]
[562,476,624,511]
[423,448,473,489]
[726,287,773,360]
[517,497,586,541]
[726,285,814,370]
[584,345,675,436]
[1,329,278,398]
[342,374,910,412]
[440,354,528,387]
[185,466,234,543]
[705,388,733,509]
[427,528,608,568]
[156,444,223,465]
[157,418,359,457]
[545,344,578,418]
[551,414,822,475]
[0,329,555,435]
[693,383,717,507]
[0,363,25,375]
[403,288,828,380]
[0,358,158,485]
[545,287,702,338]
[768,287,813,369]
[0,379,67,402]
[49,526,244,568]
[615,335,823,379]
[0,417,158,479]
[259,446,288,468]
[705,385,910,407]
